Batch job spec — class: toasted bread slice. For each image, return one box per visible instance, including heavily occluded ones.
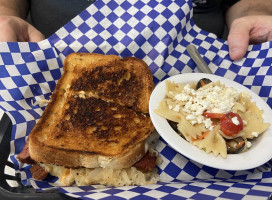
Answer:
[28,53,155,169]
[63,53,154,113]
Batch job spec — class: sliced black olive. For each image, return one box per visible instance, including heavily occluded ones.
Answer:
[196,78,212,90]
[225,137,245,154]
[167,120,185,139]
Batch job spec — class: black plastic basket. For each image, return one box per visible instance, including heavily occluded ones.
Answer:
[0,113,75,200]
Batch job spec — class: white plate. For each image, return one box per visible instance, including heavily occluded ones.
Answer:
[149,73,272,171]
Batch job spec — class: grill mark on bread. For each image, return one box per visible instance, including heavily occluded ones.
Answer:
[70,63,143,111]
[71,66,127,90]
[57,96,149,144]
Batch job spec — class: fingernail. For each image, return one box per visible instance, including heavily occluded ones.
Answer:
[230,47,243,60]
[230,47,242,55]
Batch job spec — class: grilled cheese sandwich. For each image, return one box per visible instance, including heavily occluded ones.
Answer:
[19,53,159,186]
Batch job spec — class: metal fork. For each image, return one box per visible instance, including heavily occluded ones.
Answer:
[256,160,272,172]
[186,44,213,74]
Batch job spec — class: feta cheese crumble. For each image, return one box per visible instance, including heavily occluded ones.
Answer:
[170,82,240,130]
[252,132,259,137]
[173,105,180,112]
[231,116,240,125]
[246,141,252,148]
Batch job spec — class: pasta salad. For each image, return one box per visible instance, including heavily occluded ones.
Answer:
[155,79,270,158]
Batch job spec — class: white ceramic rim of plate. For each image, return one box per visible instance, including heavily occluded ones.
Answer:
[149,73,272,171]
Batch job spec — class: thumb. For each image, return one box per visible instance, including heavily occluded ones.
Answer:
[27,24,45,42]
[227,19,251,61]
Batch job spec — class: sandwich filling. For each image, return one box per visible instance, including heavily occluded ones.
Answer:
[18,138,159,186]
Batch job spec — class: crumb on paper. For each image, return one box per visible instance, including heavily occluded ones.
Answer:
[31,99,50,107]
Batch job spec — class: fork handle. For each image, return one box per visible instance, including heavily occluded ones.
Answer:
[186,44,213,74]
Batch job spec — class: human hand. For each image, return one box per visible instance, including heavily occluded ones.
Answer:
[228,15,272,61]
[0,15,44,42]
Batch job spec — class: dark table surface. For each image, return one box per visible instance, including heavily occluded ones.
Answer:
[0,113,75,200]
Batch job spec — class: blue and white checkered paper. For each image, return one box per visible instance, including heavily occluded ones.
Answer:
[1,0,272,199]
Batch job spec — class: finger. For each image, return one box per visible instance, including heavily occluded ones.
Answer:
[227,18,251,61]
[27,25,45,42]
[0,25,18,42]
[249,28,271,44]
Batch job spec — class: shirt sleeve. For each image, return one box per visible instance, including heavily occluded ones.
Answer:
[192,0,239,8]
[224,0,239,6]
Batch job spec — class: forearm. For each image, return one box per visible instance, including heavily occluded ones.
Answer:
[0,0,29,19]
[226,0,272,28]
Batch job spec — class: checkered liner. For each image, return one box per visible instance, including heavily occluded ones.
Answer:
[0,0,272,199]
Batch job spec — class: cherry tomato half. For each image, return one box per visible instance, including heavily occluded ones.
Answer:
[220,112,243,137]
